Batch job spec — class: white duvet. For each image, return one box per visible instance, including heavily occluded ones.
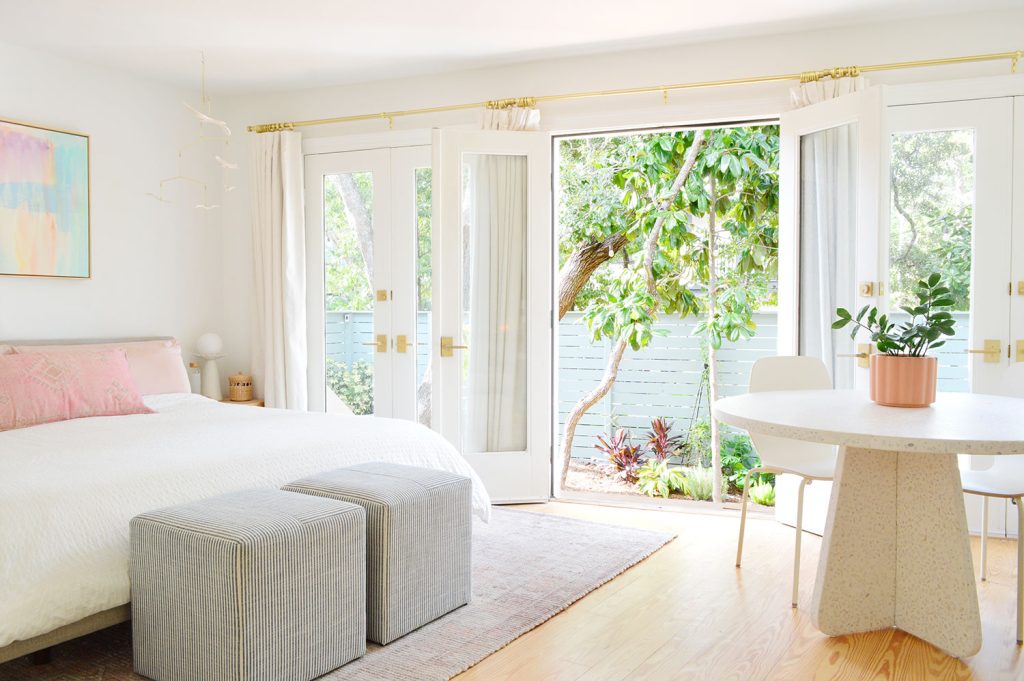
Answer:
[0,394,490,648]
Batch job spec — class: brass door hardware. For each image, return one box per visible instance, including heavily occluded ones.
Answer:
[440,336,468,358]
[361,334,388,353]
[1018,281,1024,296]
[1017,340,1024,363]
[838,343,873,369]
[395,335,410,354]
[858,281,874,297]
[375,290,388,302]
[965,339,1001,363]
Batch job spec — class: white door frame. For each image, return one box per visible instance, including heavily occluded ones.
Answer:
[433,128,553,502]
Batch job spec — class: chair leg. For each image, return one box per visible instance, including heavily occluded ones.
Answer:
[793,477,810,608]
[981,496,989,582]
[736,468,755,568]
[1017,497,1023,645]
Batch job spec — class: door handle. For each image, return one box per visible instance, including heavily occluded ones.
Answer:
[965,339,1001,363]
[837,344,872,368]
[1016,340,1024,363]
[395,335,409,354]
[361,334,388,353]
[440,336,468,358]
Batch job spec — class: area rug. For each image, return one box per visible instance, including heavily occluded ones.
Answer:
[0,508,673,680]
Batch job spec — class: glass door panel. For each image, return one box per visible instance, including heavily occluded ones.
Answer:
[460,153,529,454]
[323,170,377,414]
[415,166,433,427]
[797,123,859,388]
[305,149,391,415]
[886,128,975,393]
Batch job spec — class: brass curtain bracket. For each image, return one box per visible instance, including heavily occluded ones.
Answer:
[246,49,1023,133]
[485,97,537,110]
[800,66,861,83]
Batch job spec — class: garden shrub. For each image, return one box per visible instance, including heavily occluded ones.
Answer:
[326,358,373,415]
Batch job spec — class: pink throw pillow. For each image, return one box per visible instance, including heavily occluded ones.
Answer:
[0,345,11,355]
[0,349,154,432]
[12,339,190,395]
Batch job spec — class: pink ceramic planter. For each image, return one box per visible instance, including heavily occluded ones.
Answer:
[869,354,938,408]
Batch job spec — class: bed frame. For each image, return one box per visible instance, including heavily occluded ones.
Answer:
[0,337,173,665]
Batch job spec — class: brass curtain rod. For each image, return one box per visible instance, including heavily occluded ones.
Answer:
[247,49,1022,133]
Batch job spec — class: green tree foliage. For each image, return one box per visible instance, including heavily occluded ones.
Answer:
[558,126,779,499]
[560,127,778,351]
[889,130,973,311]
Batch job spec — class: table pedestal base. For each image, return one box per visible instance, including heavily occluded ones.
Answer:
[810,446,981,658]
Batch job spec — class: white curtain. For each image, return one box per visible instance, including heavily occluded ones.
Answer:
[791,77,865,389]
[464,106,538,453]
[251,130,308,410]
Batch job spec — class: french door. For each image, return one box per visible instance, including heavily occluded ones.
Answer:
[304,130,554,503]
[432,129,553,502]
[777,80,1024,536]
[304,145,432,420]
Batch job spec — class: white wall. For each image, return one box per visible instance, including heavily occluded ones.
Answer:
[0,42,224,356]
[218,8,1024,382]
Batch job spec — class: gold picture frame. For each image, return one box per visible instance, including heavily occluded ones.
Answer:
[0,116,91,279]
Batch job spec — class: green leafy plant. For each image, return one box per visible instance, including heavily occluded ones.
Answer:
[748,481,776,507]
[680,466,728,501]
[720,432,772,490]
[325,359,373,415]
[832,272,956,356]
[646,418,683,462]
[636,459,686,499]
[594,428,646,483]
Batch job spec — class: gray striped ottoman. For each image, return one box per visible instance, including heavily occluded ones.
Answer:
[283,463,472,644]
[129,489,366,681]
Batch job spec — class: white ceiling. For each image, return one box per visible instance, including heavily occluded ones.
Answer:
[1,0,1017,95]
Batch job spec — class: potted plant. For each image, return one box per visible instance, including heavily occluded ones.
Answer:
[832,272,956,407]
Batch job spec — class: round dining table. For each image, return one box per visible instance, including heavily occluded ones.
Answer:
[713,389,1024,658]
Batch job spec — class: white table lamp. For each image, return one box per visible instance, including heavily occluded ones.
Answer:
[195,332,225,401]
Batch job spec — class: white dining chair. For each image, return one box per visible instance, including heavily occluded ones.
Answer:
[736,356,838,608]
[960,456,1024,644]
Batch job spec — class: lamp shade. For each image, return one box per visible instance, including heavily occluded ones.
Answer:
[196,332,224,357]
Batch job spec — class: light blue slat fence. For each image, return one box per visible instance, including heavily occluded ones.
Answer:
[326,309,970,461]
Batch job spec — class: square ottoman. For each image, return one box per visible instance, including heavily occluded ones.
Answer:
[283,463,472,644]
[130,488,366,681]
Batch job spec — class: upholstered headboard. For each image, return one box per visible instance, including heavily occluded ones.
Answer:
[1,336,175,346]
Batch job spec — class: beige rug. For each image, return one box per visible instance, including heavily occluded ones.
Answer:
[0,508,673,680]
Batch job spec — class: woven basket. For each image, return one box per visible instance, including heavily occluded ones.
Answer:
[228,372,254,402]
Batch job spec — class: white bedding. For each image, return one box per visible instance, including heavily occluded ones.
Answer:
[0,394,491,648]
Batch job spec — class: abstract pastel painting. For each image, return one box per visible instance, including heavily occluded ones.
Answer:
[0,118,90,278]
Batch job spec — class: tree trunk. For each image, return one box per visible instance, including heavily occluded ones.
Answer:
[707,174,723,505]
[558,132,706,492]
[330,174,374,289]
[558,233,629,319]
[558,336,628,491]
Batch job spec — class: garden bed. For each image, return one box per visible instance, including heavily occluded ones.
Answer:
[564,458,771,507]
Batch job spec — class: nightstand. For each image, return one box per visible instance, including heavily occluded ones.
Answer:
[220,399,265,407]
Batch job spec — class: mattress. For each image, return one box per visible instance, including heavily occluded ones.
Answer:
[0,394,490,648]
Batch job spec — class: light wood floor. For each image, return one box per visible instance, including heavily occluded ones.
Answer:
[455,501,1023,681]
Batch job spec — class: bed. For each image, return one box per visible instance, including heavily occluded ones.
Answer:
[0,381,490,662]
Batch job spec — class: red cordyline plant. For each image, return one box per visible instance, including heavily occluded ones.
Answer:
[595,428,646,483]
[646,418,683,462]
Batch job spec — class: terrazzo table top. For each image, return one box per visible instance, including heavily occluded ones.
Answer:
[714,389,1024,456]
